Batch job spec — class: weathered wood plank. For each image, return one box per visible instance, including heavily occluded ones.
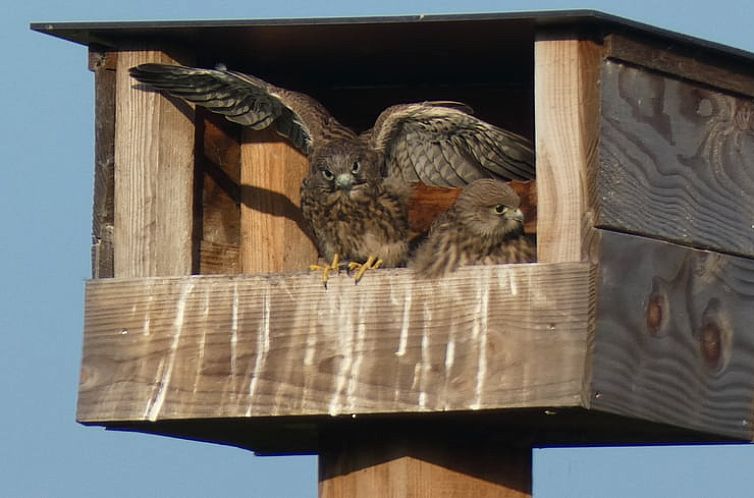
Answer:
[534,33,601,263]
[90,49,116,279]
[113,49,195,278]
[320,437,531,498]
[78,263,591,423]
[597,60,754,257]
[240,128,318,273]
[590,230,754,439]
[606,34,754,99]
[197,111,241,274]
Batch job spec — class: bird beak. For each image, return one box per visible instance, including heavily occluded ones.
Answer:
[508,208,524,223]
[335,173,354,191]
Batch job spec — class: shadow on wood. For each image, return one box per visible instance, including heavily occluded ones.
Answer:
[319,428,532,498]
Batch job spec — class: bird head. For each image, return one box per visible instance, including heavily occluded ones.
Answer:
[454,179,525,239]
[308,139,382,197]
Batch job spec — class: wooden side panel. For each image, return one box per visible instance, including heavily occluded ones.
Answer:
[320,439,531,498]
[590,230,754,439]
[78,263,590,423]
[90,49,116,279]
[240,129,318,273]
[114,50,195,278]
[606,34,754,99]
[198,111,241,274]
[534,34,602,263]
[597,61,754,257]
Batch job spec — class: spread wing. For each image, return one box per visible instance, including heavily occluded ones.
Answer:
[369,102,535,187]
[129,64,353,155]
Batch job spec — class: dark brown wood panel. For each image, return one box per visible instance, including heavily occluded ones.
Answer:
[606,34,754,99]
[78,263,590,424]
[90,49,116,279]
[590,230,754,440]
[597,60,754,257]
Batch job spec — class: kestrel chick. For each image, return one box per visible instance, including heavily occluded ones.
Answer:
[301,140,410,279]
[412,179,535,277]
[129,64,535,282]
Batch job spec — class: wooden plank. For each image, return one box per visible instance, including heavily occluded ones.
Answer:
[113,49,195,278]
[90,49,116,279]
[589,230,754,440]
[606,34,754,99]
[77,263,591,423]
[240,128,318,273]
[197,111,241,274]
[534,33,602,263]
[320,436,531,498]
[597,60,754,257]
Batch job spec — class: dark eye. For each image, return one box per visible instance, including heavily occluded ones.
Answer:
[351,161,361,174]
[322,169,334,180]
[493,204,507,215]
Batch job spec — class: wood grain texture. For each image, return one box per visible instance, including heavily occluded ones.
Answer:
[606,34,754,99]
[534,34,601,263]
[198,111,241,274]
[78,263,590,423]
[90,49,116,279]
[320,438,531,498]
[113,50,195,278]
[598,60,754,257]
[590,230,754,439]
[240,128,318,273]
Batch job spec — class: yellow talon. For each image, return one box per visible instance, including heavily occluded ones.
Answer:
[349,255,384,283]
[309,253,340,285]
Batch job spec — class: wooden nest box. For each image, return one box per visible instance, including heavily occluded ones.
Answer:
[35,10,754,496]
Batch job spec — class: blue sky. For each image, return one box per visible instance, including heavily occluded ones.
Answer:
[3,0,754,496]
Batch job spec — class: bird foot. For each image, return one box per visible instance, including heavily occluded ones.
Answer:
[348,255,384,283]
[309,253,341,286]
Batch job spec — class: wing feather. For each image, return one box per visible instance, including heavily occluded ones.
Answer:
[129,63,348,154]
[371,102,535,186]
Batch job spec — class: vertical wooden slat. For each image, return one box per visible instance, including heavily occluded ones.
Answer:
[90,49,116,279]
[534,33,602,263]
[197,111,241,274]
[240,128,318,273]
[114,49,195,278]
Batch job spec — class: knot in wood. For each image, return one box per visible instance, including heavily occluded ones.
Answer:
[645,293,666,337]
[699,298,731,372]
[700,321,722,369]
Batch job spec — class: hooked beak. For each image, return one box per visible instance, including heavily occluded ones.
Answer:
[507,208,524,223]
[335,173,354,191]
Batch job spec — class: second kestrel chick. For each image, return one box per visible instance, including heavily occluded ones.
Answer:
[412,179,535,277]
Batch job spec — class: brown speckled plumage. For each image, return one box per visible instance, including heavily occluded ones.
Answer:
[301,140,410,266]
[129,64,535,269]
[412,179,536,277]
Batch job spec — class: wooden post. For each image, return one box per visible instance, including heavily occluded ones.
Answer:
[534,33,601,263]
[240,128,318,273]
[113,49,195,278]
[319,434,532,498]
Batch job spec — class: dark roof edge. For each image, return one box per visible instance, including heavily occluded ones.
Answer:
[30,10,754,65]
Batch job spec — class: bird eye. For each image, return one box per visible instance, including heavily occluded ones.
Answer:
[351,161,361,174]
[321,169,334,180]
[494,204,507,215]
